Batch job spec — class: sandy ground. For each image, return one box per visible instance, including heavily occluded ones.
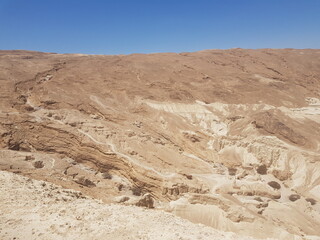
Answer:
[0,170,261,240]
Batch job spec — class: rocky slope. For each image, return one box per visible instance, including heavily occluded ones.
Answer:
[1,170,260,240]
[0,49,320,239]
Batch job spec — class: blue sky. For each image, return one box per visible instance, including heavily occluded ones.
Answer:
[0,0,319,54]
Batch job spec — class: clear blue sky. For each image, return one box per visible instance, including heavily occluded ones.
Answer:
[0,0,319,54]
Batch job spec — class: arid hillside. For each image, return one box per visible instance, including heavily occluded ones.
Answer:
[0,49,320,240]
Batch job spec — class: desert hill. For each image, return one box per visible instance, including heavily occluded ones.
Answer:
[0,49,320,239]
